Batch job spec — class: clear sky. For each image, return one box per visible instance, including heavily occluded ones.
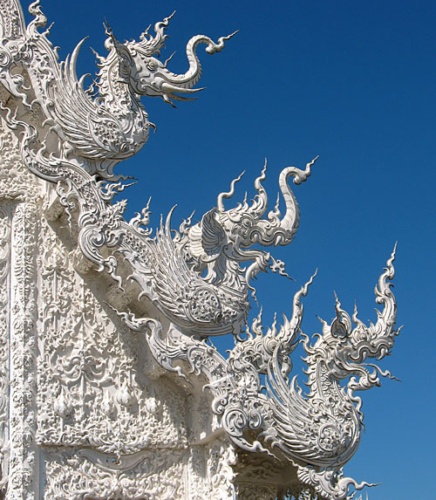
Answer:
[24,1,435,498]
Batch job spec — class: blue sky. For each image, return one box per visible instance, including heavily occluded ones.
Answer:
[25,1,435,497]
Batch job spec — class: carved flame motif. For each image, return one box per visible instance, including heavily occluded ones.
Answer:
[0,2,400,499]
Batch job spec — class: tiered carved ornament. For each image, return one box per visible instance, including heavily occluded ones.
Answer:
[0,1,400,499]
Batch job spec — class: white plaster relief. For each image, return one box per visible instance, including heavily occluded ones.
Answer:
[36,217,190,455]
[43,447,187,499]
[0,115,43,499]
[8,201,39,500]
[0,2,401,499]
[0,205,11,491]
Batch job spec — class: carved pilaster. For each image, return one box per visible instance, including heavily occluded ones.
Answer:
[207,439,237,499]
[8,201,39,499]
[0,205,11,493]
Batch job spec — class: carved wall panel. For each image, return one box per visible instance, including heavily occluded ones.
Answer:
[0,116,234,499]
[35,215,189,455]
[43,448,187,499]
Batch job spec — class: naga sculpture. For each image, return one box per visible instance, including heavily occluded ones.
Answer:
[0,1,400,499]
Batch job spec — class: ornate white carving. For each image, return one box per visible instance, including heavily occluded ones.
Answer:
[35,215,194,458]
[0,119,43,498]
[0,0,235,180]
[0,2,401,499]
[9,201,39,499]
[43,447,187,499]
[0,204,11,491]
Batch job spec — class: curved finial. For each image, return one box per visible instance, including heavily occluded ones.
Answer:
[217,171,245,212]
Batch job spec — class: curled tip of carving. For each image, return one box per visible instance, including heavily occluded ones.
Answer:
[366,482,381,488]
[307,155,319,167]
[389,243,397,260]
[274,192,280,209]
[75,36,90,49]
[287,155,319,186]
[163,51,176,68]
[224,30,239,41]
[386,243,397,268]
[164,205,177,231]
[301,269,317,295]
[217,170,245,211]
[316,315,327,326]
[261,159,267,176]
[103,19,113,37]
[310,268,318,281]
[352,301,361,322]
[206,30,238,54]
[381,244,397,284]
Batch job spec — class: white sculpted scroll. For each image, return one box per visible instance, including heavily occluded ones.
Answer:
[0,1,400,499]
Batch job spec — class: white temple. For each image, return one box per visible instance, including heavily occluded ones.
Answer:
[0,2,400,499]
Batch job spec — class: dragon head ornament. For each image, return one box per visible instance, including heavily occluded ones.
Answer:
[0,0,235,178]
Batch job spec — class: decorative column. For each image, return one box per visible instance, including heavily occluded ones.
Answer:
[8,201,40,499]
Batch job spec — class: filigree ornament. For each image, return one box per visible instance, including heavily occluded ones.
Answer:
[0,206,11,491]
[0,0,236,179]
[0,2,401,499]
[131,249,398,499]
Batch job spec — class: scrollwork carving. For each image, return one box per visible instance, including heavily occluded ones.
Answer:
[0,204,11,491]
[43,447,187,499]
[0,2,401,499]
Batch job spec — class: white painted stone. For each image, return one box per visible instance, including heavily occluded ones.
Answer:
[0,2,400,499]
